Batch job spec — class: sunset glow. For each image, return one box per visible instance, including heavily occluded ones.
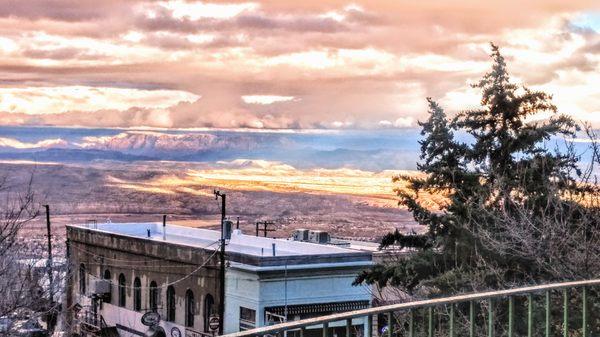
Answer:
[105,160,447,208]
[0,1,597,129]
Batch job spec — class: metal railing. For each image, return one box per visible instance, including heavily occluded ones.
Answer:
[222,279,600,337]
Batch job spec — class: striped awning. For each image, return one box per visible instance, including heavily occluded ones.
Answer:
[265,300,370,316]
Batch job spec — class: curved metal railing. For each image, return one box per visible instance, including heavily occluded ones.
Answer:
[222,279,600,337]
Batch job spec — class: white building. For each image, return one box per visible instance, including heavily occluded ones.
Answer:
[66,222,373,337]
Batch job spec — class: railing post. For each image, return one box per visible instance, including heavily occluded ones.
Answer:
[528,294,533,337]
[469,301,475,337]
[300,327,306,337]
[428,307,434,337]
[323,322,329,337]
[545,290,551,337]
[582,286,588,337]
[508,296,514,337]
[488,299,494,337]
[346,318,352,337]
[367,314,373,337]
[408,309,414,337]
[449,304,455,337]
[386,312,393,337]
[563,288,568,337]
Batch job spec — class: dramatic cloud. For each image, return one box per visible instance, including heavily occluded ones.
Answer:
[0,137,67,149]
[0,1,598,129]
[0,86,199,115]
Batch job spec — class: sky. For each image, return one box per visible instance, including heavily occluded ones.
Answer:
[0,0,598,130]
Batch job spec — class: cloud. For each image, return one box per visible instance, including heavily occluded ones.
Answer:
[242,95,296,104]
[394,117,415,128]
[0,137,68,149]
[0,1,597,128]
[0,0,124,22]
[0,86,199,115]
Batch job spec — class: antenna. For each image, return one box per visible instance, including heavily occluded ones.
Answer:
[255,220,276,237]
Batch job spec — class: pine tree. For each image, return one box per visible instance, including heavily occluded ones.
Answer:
[355,43,585,295]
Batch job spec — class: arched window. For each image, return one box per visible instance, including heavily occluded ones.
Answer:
[79,264,86,294]
[166,286,176,322]
[203,294,214,332]
[133,277,141,311]
[185,289,195,327]
[103,269,112,303]
[149,281,158,312]
[118,273,126,307]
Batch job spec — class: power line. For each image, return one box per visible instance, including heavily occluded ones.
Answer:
[85,248,219,291]
[82,261,212,269]
[70,239,220,264]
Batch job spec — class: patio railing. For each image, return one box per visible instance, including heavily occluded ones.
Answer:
[221,279,600,337]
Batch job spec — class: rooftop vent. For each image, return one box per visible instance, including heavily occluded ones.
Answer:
[292,229,309,241]
[308,230,330,244]
[224,220,234,240]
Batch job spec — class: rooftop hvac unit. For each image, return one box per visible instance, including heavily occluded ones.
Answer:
[224,220,234,240]
[308,230,330,244]
[292,229,309,241]
[90,279,111,295]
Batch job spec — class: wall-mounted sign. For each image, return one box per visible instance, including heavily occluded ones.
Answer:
[171,327,182,337]
[208,316,220,331]
[141,311,161,326]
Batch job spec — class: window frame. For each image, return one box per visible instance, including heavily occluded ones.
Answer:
[118,273,126,307]
[133,277,142,311]
[239,307,256,331]
[166,286,176,322]
[149,281,158,312]
[103,269,112,303]
[79,264,86,294]
[203,294,214,332]
[185,289,195,327]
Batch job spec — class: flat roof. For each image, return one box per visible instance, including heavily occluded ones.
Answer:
[67,222,371,260]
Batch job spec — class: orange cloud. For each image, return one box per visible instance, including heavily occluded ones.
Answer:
[0,1,597,129]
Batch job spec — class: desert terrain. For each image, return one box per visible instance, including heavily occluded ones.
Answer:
[2,160,434,258]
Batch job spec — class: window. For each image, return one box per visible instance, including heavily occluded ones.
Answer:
[79,264,86,294]
[166,286,176,322]
[185,289,195,327]
[103,269,112,303]
[133,278,141,311]
[118,274,126,307]
[239,307,256,331]
[203,294,214,332]
[149,281,158,312]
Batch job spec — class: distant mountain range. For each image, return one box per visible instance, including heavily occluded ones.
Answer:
[0,125,595,172]
[0,126,424,170]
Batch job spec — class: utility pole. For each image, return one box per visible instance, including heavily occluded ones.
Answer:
[214,190,226,335]
[44,205,55,331]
